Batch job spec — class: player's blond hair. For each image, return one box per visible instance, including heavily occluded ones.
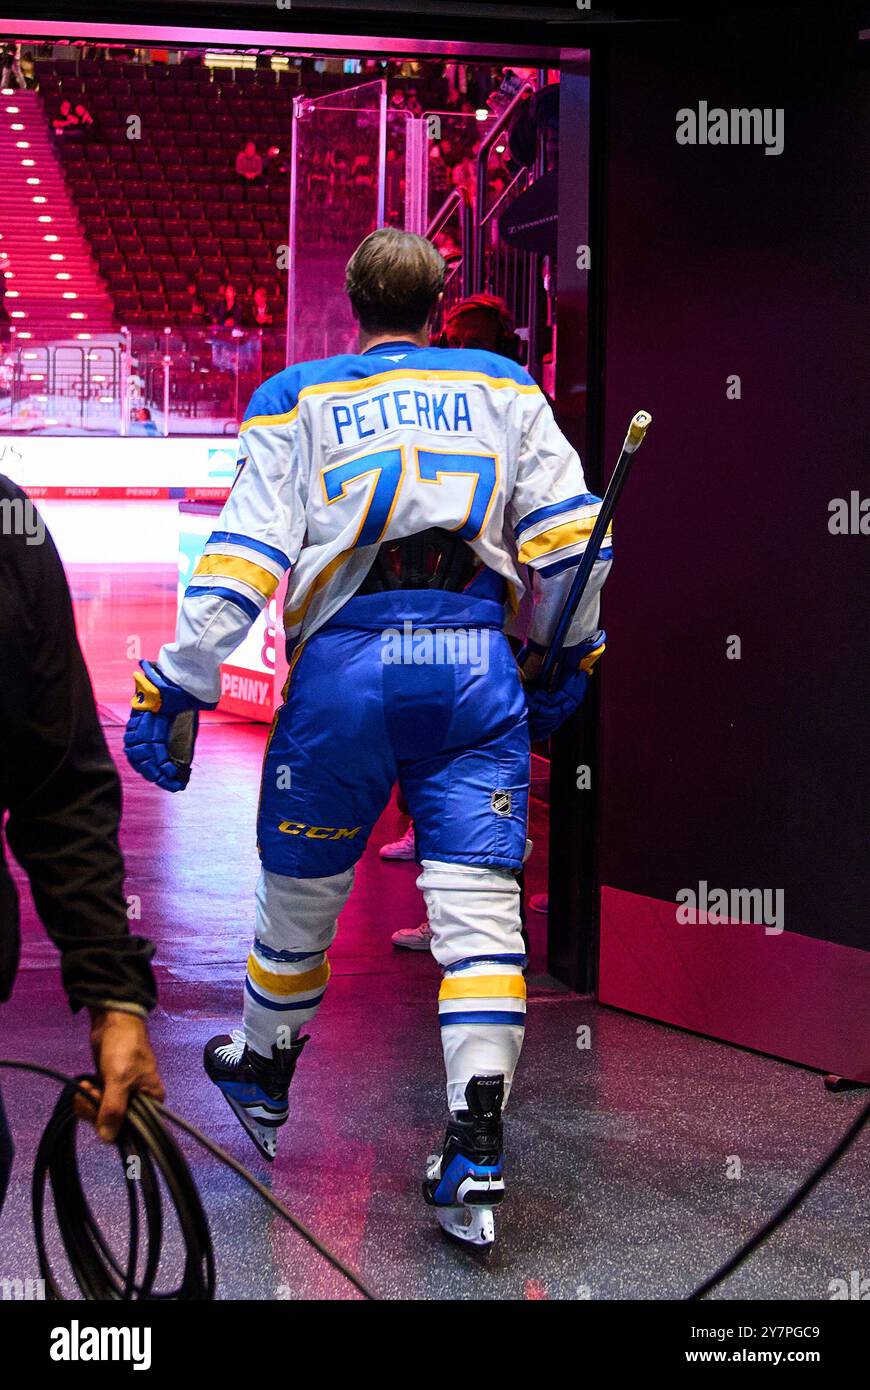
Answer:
[345,228,445,334]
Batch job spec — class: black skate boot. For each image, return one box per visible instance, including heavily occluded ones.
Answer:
[204,1029,308,1160]
[423,1074,505,1246]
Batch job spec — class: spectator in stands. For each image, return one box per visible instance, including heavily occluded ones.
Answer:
[251,287,273,327]
[432,228,462,273]
[327,146,350,189]
[235,140,263,182]
[185,282,206,319]
[428,142,451,201]
[384,146,404,224]
[263,145,290,181]
[443,60,465,107]
[351,151,375,191]
[17,45,35,89]
[179,49,206,74]
[66,103,96,143]
[436,134,460,172]
[210,282,241,328]
[0,43,23,90]
[55,102,95,144]
[485,170,509,245]
[405,86,424,118]
[451,153,477,199]
[52,99,77,135]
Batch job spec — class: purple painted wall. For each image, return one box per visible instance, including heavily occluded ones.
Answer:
[595,13,869,1077]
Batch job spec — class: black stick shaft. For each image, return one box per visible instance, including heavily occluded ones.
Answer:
[539,410,651,690]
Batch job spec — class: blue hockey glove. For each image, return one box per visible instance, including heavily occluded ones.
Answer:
[520,635,606,742]
[124,660,217,792]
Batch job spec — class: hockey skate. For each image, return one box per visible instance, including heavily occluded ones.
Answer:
[203,1029,308,1161]
[423,1074,505,1247]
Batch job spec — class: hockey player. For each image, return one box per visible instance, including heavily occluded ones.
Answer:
[124,229,611,1245]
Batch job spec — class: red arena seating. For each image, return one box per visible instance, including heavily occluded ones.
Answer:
[39,55,295,341]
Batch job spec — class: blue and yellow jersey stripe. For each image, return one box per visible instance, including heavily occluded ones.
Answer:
[184,529,292,620]
[239,347,540,434]
[518,515,613,566]
[192,553,281,599]
[514,491,613,572]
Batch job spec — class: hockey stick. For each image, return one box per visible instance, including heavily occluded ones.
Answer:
[538,409,652,690]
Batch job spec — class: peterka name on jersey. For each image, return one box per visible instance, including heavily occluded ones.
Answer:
[331,386,473,446]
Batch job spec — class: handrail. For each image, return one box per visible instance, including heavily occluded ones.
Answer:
[426,186,473,299]
[473,79,534,290]
[480,165,529,231]
[425,184,468,239]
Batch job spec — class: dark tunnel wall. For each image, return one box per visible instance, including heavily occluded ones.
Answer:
[592,12,869,1074]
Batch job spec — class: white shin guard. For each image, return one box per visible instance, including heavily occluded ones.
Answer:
[243,865,355,1058]
[417,859,527,1113]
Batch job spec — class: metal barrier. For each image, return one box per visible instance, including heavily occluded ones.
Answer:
[426,186,474,330]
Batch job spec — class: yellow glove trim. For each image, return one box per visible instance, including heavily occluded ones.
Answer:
[132,669,162,712]
[579,642,606,675]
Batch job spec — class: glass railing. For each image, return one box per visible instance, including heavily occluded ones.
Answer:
[0,325,287,436]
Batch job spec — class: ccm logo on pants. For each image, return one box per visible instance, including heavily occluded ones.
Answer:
[277,821,362,840]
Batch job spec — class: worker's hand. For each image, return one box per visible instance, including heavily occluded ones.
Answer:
[76,1009,165,1142]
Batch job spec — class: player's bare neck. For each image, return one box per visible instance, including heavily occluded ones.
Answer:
[358,326,430,354]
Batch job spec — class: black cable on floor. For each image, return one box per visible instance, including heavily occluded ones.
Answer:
[0,1060,377,1301]
[6,1059,862,1303]
[688,1099,869,1300]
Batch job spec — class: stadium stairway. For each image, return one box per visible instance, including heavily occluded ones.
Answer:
[0,90,116,341]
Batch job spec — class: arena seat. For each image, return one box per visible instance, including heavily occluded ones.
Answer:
[33,48,496,356]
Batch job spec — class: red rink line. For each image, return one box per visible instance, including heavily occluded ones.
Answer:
[22,486,231,501]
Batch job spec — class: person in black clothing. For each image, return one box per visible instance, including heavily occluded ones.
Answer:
[0,476,163,1213]
[209,282,242,328]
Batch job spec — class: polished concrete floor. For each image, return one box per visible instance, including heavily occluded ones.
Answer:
[0,561,866,1300]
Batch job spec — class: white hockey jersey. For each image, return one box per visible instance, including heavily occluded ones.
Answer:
[159,341,612,701]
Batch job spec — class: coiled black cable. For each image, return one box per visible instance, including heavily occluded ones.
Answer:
[31,1077,214,1300]
[0,1061,377,1301]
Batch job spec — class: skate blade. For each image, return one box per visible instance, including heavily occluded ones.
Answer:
[219,1090,282,1161]
[436,1204,496,1247]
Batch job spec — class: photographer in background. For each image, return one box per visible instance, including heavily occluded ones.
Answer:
[0,476,163,1213]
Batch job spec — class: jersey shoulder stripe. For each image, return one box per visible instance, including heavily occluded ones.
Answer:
[239,347,540,432]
